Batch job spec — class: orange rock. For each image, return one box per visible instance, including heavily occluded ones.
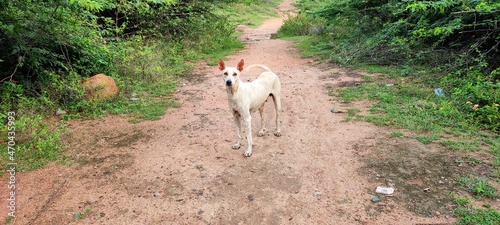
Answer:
[82,74,119,100]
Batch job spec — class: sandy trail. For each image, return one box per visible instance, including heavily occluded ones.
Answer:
[1,1,458,224]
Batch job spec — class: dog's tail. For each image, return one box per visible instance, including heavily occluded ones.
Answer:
[245,64,272,73]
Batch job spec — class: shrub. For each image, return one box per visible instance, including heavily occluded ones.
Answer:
[286,0,500,132]
[278,13,317,37]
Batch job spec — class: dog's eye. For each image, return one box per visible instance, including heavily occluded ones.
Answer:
[233,73,237,76]
[224,72,228,76]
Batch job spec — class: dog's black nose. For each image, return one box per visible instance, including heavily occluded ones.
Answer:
[226,80,232,86]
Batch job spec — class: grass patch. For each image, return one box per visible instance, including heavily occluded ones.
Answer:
[4,215,14,224]
[451,193,500,225]
[416,134,440,144]
[340,108,361,122]
[458,176,499,199]
[73,208,92,220]
[335,83,380,103]
[278,13,316,37]
[217,0,281,28]
[390,131,404,138]
[97,81,181,122]
[0,115,68,171]
[286,35,333,59]
[347,108,361,117]
[452,194,471,206]
[356,64,405,78]
[455,205,500,225]
[342,117,352,123]
[463,155,484,166]
[440,140,480,152]
[329,68,499,149]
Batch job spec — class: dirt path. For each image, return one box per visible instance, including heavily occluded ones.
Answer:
[1,1,461,224]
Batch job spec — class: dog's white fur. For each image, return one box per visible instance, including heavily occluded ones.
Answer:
[218,59,281,157]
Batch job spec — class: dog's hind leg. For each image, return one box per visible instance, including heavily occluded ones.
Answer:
[232,111,242,149]
[257,103,266,137]
[271,94,282,137]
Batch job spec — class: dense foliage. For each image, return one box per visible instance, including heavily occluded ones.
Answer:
[0,1,112,83]
[280,0,500,131]
[0,0,246,115]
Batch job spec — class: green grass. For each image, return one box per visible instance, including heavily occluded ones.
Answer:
[342,118,352,122]
[463,155,484,166]
[335,83,380,103]
[416,134,440,144]
[450,193,500,225]
[73,208,92,220]
[278,13,316,37]
[458,176,499,199]
[390,131,404,138]
[440,140,480,152]
[215,0,281,28]
[452,194,471,206]
[329,72,499,148]
[285,35,333,59]
[340,108,361,122]
[0,115,68,171]
[356,64,404,78]
[4,216,14,224]
[347,108,361,117]
[100,81,180,122]
[455,205,500,225]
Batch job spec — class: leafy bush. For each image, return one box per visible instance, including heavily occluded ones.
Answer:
[0,1,112,83]
[296,0,500,67]
[286,0,500,132]
[0,0,246,115]
[0,0,113,119]
[279,13,317,37]
[444,66,500,131]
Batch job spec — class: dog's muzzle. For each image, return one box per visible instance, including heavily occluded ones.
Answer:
[225,80,232,86]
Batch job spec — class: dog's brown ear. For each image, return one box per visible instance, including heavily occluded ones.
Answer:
[237,59,244,71]
[218,59,225,71]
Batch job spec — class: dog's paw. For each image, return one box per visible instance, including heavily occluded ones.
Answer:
[232,143,241,149]
[257,130,265,137]
[244,150,252,157]
[274,131,282,137]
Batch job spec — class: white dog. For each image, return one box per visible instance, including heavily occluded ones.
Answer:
[218,59,282,157]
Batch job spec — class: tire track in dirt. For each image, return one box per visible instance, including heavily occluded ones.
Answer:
[1,1,459,224]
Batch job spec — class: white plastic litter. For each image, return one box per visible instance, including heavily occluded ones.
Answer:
[375,186,395,195]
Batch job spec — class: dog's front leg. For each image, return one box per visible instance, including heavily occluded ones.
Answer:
[243,114,253,157]
[232,112,242,149]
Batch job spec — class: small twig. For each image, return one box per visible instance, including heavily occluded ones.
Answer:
[451,10,500,15]
[458,28,499,34]
[27,179,68,225]
[0,64,19,83]
[485,40,500,56]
